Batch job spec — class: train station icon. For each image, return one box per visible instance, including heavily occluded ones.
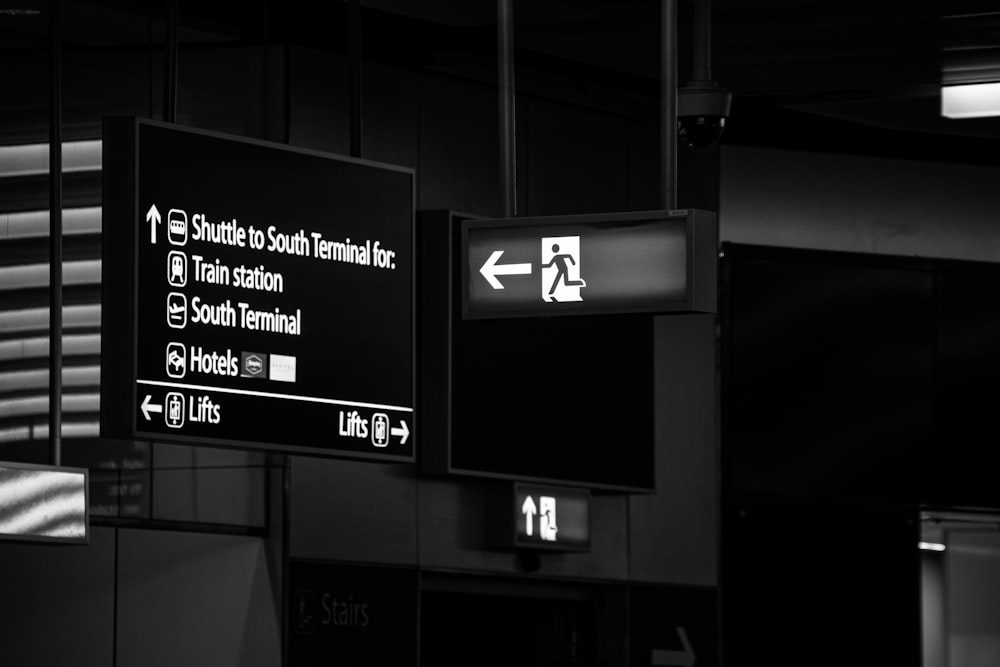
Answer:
[167,251,187,287]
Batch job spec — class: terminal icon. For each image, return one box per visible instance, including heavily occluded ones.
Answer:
[166,342,186,378]
[167,292,187,329]
[167,251,187,287]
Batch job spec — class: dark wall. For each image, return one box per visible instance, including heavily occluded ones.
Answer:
[720,243,1000,667]
[722,243,1000,510]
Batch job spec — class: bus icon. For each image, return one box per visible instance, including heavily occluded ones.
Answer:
[167,209,188,246]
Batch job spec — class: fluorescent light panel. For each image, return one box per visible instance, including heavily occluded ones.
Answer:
[0,259,101,291]
[0,464,88,543]
[0,421,99,443]
[0,365,100,392]
[0,392,100,418]
[0,334,100,362]
[1,206,102,239]
[942,83,1000,118]
[919,541,947,552]
[0,140,102,178]
[0,304,101,334]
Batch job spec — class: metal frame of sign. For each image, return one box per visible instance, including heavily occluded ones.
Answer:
[460,209,717,319]
[0,461,90,545]
[101,118,415,461]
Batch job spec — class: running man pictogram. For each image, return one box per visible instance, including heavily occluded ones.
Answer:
[541,236,586,302]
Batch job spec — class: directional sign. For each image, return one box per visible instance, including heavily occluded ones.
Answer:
[488,483,590,552]
[461,210,717,319]
[101,118,414,460]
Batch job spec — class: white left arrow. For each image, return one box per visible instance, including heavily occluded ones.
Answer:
[147,204,161,244]
[522,496,537,537]
[391,419,410,445]
[480,250,532,290]
[140,394,163,421]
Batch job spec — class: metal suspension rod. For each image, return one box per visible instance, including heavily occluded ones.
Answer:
[349,0,364,158]
[692,0,712,82]
[498,0,517,217]
[165,0,178,122]
[661,0,678,210]
[48,0,63,466]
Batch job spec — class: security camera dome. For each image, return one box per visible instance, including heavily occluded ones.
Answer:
[678,82,732,147]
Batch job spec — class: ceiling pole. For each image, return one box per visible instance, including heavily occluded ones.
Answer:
[164,0,178,122]
[693,0,712,82]
[48,0,63,466]
[498,0,517,217]
[661,0,678,210]
[349,0,364,158]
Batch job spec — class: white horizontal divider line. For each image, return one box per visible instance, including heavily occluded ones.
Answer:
[137,378,413,413]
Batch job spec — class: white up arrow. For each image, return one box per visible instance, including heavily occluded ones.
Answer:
[140,394,163,421]
[480,250,532,289]
[391,419,410,445]
[147,204,161,244]
[521,495,537,537]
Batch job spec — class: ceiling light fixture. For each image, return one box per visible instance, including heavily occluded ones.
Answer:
[941,83,1000,119]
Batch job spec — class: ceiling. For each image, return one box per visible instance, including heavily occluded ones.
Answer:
[3,0,1000,163]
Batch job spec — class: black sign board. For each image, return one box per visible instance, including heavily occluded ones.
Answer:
[462,210,717,319]
[102,118,414,460]
[420,210,660,492]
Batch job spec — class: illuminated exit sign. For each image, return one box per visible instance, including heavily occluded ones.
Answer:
[489,483,591,552]
[461,210,717,319]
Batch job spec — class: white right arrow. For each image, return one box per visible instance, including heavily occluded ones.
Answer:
[391,419,410,445]
[147,204,161,244]
[521,495,537,537]
[480,250,532,289]
[140,394,163,421]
